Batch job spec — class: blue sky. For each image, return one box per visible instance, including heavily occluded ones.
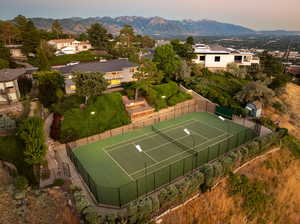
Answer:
[1,0,299,30]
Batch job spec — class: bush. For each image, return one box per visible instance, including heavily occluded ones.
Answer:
[14,176,29,190]
[59,92,130,142]
[52,178,64,186]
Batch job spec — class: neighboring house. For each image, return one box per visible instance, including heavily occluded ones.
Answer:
[5,45,26,59]
[59,59,138,94]
[192,44,260,70]
[287,65,300,77]
[246,101,262,118]
[0,68,26,104]
[48,39,92,55]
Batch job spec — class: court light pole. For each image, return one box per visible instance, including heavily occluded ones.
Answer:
[88,111,96,136]
[218,115,230,136]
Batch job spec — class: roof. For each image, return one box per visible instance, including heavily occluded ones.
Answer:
[49,39,75,44]
[59,59,138,74]
[0,68,27,82]
[288,65,300,75]
[193,44,253,55]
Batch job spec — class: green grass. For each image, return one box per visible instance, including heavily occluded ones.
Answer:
[71,112,256,206]
[59,92,130,142]
[144,82,192,110]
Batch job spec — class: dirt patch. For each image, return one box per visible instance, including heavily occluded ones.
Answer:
[264,83,300,139]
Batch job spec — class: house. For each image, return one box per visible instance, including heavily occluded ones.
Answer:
[59,59,138,94]
[246,101,262,118]
[287,65,300,77]
[0,68,27,104]
[48,39,92,55]
[192,44,260,70]
[5,45,26,59]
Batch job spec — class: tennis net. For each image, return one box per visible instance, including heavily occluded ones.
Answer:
[151,125,196,154]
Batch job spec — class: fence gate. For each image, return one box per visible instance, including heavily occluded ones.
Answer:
[215,106,233,120]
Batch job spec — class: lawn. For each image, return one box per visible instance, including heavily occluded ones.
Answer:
[58,92,131,142]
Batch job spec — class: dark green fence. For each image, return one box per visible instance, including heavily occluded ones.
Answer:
[67,127,257,207]
[215,106,233,120]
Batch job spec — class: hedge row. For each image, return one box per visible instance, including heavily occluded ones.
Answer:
[70,129,286,224]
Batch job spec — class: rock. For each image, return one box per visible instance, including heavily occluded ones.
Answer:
[14,191,26,200]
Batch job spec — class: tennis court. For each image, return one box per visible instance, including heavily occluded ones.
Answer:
[69,112,256,206]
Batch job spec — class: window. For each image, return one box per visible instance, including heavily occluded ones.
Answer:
[214,56,221,62]
[234,55,243,62]
[199,56,205,61]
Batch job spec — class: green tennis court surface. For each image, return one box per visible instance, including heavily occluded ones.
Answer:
[71,112,256,206]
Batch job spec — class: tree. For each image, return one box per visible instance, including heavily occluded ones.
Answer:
[170,40,195,61]
[72,72,108,103]
[87,23,110,50]
[260,51,284,76]
[153,44,181,80]
[133,59,163,100]
[227,63,247,79]
[119,24,135,48]
[235,81,275,106]
[51,20,63,39]
[18,117,46,166]
[34,71,65,107]
[179,60,192,79]
[0,41,11,68]
[36,47,50,71]
[0,21,21,45]
[20,20,40,55]
[0,59,9,69]
[186,36,194,45]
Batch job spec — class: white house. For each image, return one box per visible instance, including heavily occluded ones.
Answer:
[48,39,92,55]
[192,44,260,70]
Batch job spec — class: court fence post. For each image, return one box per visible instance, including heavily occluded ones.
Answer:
[118,188,121,207]
[183,158,185,175]
[169,164,172,183]
[207,147,210,162]
[136,179,139,198]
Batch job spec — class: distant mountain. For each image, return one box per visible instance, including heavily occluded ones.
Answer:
[30,16,300,37]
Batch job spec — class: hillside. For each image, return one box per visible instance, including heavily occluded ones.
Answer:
[29,16,300,37]
[159,147,300,224]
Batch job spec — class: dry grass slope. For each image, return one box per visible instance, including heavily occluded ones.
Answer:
[160,148,300,224]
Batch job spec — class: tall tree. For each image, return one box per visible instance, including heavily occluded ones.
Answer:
[0,21,21,45]
[18,117,46,166]
[133,59,163,100]
[0,40,11,68]
[234,81,275,106]
[186,36,195,45]
[171,39,195,61]
[153,44,181,80]
[36,47,50,71]
[72,72,108,104]
[118,24,135,48]
[51,20,63,39]
[20,20,40,55]
[87,23,110,50]
[34,70,65,107]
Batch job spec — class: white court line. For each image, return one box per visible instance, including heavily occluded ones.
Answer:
[132,133,233,179]
[105,119,196,153]
[103,149,134,181]
[131,143,159,163]
[130,132,229,177]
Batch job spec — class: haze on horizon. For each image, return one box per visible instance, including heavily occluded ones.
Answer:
[1,0,299,31]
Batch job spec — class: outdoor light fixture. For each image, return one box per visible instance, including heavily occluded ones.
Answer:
[218,116,225,121]
[135,145,142,152]
[161,95,166,99]
[91,111,96,115]
[183,128,191,135]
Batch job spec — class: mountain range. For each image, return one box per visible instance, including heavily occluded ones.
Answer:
[30,16,300,37]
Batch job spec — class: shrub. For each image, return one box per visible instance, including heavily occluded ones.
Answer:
[151,194,160,213]
[202,163,215,188]
[52,178,64,186]
[212,161,224,177]
[14,176,29,190]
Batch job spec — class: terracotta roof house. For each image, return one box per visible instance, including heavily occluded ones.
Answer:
[48,39,92,55]
[192,44,260,70]
[59,59,138,94]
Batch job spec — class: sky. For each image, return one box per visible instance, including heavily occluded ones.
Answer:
[1,0,300,30]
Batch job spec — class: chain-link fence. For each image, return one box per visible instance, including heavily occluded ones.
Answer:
[67,123,257,207]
